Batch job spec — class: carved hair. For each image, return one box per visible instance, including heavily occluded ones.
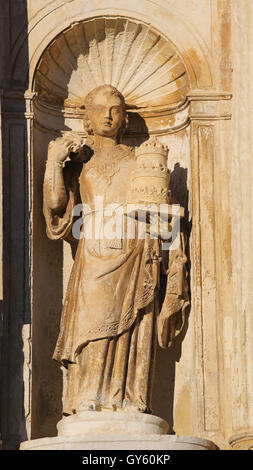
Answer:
[83,85,128,148]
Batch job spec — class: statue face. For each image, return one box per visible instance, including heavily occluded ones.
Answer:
[87,88,125,139]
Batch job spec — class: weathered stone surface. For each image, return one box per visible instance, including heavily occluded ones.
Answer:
[56,411,169,437]
[20,434,217,451]
[1,0,252,452]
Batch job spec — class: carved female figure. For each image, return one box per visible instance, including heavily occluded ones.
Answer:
[43,85,188,417]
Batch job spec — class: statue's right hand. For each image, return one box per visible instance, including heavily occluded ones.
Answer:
[48,133,83,163]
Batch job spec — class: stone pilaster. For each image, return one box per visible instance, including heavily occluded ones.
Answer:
[188,93,232,448]
[1,90,34,449]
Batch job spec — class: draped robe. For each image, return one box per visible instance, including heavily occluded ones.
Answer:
[43,144,189,414]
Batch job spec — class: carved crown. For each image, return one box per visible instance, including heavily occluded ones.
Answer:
[135,138,169,158]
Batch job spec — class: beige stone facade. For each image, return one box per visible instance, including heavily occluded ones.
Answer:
[0,0,252,451]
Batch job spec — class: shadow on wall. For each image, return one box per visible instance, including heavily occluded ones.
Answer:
[152,162,191,432]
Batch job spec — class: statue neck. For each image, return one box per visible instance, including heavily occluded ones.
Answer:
[94,135,118,151]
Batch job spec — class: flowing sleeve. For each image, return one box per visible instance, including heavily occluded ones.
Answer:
[157,232,189,349]
[43,161,82,242]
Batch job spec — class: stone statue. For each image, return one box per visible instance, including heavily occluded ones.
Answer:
[43,85,189,420]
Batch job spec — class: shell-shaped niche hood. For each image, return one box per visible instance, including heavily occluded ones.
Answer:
[35,17,189,112]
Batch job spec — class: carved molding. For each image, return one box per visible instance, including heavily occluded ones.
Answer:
[229,433,253,450]
[33,98,190,138]
[188,92,232,121]
[2,90,36,120]
[191,122,221,435]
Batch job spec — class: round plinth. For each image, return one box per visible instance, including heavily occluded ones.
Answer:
[57,411,169,437]
[20,434,217,450]
[229,432,253,450]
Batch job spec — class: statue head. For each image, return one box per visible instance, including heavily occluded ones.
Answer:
[83,85,127,146]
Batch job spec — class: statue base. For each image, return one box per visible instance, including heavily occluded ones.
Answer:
[20,411,217,450]
[20,434,217,450]
[57,411,169,437]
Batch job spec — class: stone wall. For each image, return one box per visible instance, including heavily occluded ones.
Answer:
[0,0,252,450]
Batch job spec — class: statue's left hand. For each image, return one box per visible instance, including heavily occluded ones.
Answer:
[48,132,84,164]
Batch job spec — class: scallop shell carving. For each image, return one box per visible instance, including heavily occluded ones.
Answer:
[35,17,189,110]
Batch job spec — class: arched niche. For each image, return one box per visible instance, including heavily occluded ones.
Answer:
[31,14,193,439]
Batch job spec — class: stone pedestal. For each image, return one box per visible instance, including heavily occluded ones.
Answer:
[20,434,217,451]
[56,411,168,437]
[229,433,253,451]
[20,411,217,450]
